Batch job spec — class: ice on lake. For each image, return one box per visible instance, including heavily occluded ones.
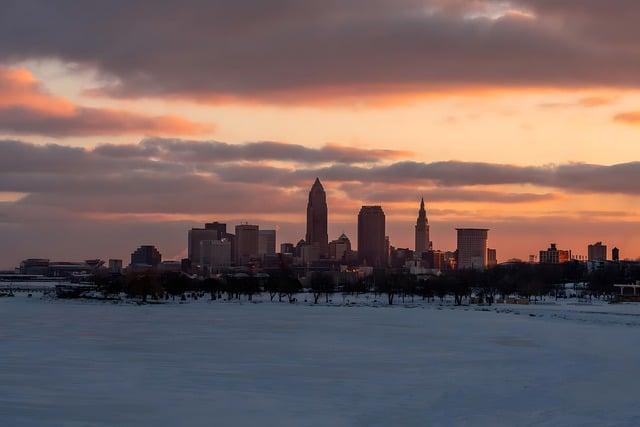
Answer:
[2,294,640,426]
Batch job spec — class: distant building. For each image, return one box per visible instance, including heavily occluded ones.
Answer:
[158,261,182,273]
[19,258,50,275]
[588,242,607,262]
[329,233,352,262]
[414,197,430,255]
[235,224,259,265]
[108,259,123,274]
[421,250,444,270]
[456,228,489,270]
[280,243,295,255]
[390,247,413,268]
[130,245,162,267]
[539,243,571,264]
[188,222,229,268]
[612,247,620,261]
[358,206,387,268]
[306,178,329,259]
[487,248,497,267]
[200,239,232,273]
[258,230,277,256]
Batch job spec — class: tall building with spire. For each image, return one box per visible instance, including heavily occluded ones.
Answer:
[305,178,328,258]
[415,197,430,255]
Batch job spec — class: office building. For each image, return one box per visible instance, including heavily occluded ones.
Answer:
[200,239,232,273]
[456,228,489,270]
[358,206,387,268]
[130,245,162,267]
[280,243,295,255]
[539,243,571,264]
[108,259,123,274]
[588,242,607,262]
[306,178,329,259]
[188,222,229,267]
[235,224,259,264]
[329,233,352,261]
[259,230,277,256]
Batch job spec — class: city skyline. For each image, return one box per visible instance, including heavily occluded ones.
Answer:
[1,2,639,267]
[3,180,631,270]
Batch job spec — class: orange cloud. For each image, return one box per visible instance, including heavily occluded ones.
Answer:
[614,111,640,125]
[0,67,212,137]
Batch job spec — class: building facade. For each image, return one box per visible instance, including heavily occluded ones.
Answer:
[456,228,489,270]
[329,233,352,261]
[258,230,277,256]
[358,206,387,268]
[235,224,259,265]
[588,242,607,262]
[200,239,232,273]
[539,243,571,264]
[305,178,329,259]
[188,222,230,268]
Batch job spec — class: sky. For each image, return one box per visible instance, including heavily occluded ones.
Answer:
[1,0,639,268]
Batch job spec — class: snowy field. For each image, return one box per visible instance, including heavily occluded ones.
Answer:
[2,294,640,426]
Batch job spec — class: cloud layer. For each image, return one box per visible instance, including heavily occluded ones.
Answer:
[2,1,640,102]
[0,67,211,136]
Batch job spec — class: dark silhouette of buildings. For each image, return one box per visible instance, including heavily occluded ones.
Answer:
[358,206,386,267]
[613,247,620,261]
[588,242,607,262]
[539,243,571,264]
[280,242,294,255]
[456,228,489,269]
[487,248,497,267]
[329,233,352,261]
[306,178,328,259]
[415,197,430,255]
[188,222,233,268]
[130,245,162,266]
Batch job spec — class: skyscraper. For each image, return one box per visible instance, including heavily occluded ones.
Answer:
[306,178,328,258]
[456,228,489,270]
[415,197,430,254]
[188,222,230,268]
[258,229,277,256]
[358,206,386,268]
[235,224,259,265]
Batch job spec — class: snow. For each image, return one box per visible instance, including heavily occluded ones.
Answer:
[2,294,640,426]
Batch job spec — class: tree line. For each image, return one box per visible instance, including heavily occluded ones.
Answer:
[92,260,640,305]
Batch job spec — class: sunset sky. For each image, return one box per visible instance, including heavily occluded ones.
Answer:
[1,0,640,267]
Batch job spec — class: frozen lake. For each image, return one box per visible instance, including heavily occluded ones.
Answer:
[2,294,640,426]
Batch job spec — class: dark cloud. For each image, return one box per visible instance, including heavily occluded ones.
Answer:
[3,139,640,198]
[1,1,639,102]
[95,138,410,164]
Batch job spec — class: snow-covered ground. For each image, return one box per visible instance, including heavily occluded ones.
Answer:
[2,294,640,426]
